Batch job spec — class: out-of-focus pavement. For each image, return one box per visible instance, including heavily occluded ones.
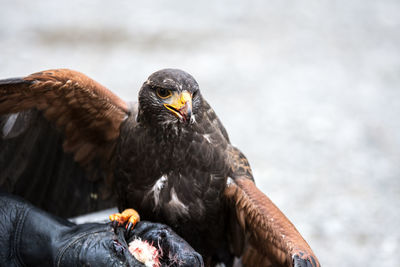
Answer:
[1,1,399,266]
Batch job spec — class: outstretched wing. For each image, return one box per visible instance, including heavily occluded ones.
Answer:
[0,69,130,217]
[0,69,129,165]
[224,146,320,267]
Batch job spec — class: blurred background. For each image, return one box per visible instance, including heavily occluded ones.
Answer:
[1,0,399,266]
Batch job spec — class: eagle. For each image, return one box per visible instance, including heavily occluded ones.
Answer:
[0,69,320,267]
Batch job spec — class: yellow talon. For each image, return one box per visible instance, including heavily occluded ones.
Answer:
[124,209,140,229]
[109,208,140,228]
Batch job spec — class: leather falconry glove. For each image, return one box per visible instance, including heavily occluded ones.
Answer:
[0,192,203,267]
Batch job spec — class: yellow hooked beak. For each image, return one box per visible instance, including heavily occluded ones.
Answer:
[164,90,192,122]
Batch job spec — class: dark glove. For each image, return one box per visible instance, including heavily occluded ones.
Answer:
[0,192,142,266]
[0,193,203,266]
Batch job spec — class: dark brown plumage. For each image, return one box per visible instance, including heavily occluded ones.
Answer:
[0,69,320,267]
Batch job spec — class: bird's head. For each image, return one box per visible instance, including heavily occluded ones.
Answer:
[137,69,201,127]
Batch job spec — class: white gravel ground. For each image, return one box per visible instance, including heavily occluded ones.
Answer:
[1,1,399,266]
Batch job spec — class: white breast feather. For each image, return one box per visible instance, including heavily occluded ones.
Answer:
[147,175,167,208]
[167,187,189,216]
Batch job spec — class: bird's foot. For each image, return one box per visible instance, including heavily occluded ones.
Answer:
[292,251,320,267]
[109,208,140,235]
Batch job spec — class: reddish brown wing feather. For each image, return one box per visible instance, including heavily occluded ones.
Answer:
[224,177,320,267]
[0,69,129,166]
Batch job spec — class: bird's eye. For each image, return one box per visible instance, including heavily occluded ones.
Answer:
[156,88,172,99]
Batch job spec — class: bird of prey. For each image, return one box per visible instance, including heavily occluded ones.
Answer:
[0,69,320,267]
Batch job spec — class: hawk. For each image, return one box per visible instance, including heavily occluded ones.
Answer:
[0,69,320,267]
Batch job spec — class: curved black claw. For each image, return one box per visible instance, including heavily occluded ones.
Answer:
[111,220,119,230]
[293,253,320,267]
[125,222,133,237]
